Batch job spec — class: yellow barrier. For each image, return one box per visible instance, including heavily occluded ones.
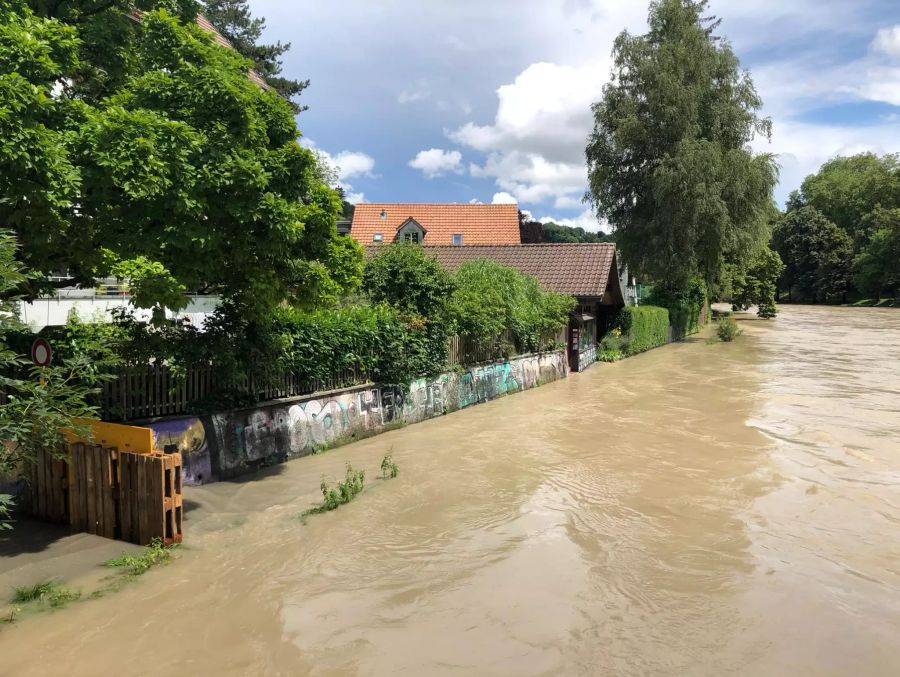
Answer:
[65,419,154,454]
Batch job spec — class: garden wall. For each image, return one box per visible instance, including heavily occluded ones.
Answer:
[139,350,567,484]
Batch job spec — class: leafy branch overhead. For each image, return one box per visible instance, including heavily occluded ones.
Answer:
[1,0,356,317]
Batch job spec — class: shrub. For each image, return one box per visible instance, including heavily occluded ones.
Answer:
[646,277,707,339]
[716,317,742,342]
[380,454,399,479]
[363,244,456,318]
[451,258,574,354]
[618,306,669,354]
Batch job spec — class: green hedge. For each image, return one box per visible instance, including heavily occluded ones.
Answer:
[619,306,669,354]
[645,278,707,339]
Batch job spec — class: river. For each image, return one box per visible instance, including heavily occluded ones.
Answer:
[1,305,899,676]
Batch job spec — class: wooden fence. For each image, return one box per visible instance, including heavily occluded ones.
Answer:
[29,444,184,546]
[100,362,368,421]
[94,329,568,422]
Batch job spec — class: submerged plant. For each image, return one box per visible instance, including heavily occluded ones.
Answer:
[11,581,81,609]
[715,317,743,342]
[380,454,399,479]
[303,463,366,517]
[104,538,175,576]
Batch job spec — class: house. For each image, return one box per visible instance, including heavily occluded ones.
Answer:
[425,243,625,372]
[349,203,521,246]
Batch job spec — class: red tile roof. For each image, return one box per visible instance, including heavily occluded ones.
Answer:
[351,203,521,246]
[423,243,621,300]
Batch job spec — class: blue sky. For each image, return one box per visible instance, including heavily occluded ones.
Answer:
[251,0,900,231]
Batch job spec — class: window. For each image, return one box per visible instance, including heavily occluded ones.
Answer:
[373,232,383,242]
[403,232,420,244]
[452,233,463,246]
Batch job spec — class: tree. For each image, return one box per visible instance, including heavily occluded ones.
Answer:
[585,0,777,291]
[541,222,612,244]
[723,246,784,318]
[772,206,853,303]
[0,232,104,506]
[3,1,357,319]
[363,244,455,319]
[201,0,309,111]
[797,153,900,245]
[854,208,900,301]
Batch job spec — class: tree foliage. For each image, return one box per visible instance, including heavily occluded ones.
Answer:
[854,208,900,301]
[363,244,455,319]
[450,259,574,353]
[0,232,104,483]
[722,246,784,318]
[798,153,899,245]
[2,1,356,318]
[201,0,309,111]
[772,206,853,303]
[541,222,612,244]
[586,0,777,290]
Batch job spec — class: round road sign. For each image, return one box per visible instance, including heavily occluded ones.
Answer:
[31,338,52,367]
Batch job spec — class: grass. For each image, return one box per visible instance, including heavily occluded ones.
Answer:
[302,463,366,518]
[10,581,81,609]
[103,538,176,577]
[380,453,399,479]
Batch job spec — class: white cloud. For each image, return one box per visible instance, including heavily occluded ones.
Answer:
[331,151,375,180]
[491,191,517,204]
[449,60,608,207]
[537,209,606,233]
[408,148,464,178]
[757,118,900,205]
[872,25,900,57]
[398,79,430,104]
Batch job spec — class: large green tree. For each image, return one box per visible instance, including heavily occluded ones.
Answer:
[201,0,309,111]
[797,153,900,245]
[854,207,900,301]
[585,0,777,291]
[2,1,359,319]
[772,206,853,303]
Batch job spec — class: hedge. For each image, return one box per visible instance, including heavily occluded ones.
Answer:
[619,305,669,354]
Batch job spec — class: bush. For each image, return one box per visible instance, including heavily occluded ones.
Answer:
[451,258,574,354]
[363,244,455,318]
[646,277,707,339]
[716,317,742,342]
[618,306,669,354]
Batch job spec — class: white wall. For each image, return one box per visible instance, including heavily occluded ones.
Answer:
[18,295,220,331]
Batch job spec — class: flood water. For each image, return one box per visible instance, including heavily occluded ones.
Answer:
[1,306,899,676]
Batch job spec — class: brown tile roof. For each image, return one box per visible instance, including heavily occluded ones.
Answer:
[350,203,521,246]
[423,243,621,299]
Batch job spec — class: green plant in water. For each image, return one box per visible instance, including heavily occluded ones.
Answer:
[11,581,81,608]
[380,454,399,479]
[303,463,366,517]
[104,538,175,576]
[716,317,743,342]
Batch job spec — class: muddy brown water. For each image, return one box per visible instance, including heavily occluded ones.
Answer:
[1,306,899,676]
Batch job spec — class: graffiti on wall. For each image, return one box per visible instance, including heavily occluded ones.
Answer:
[149,352,568,483]
[147,417,212,485]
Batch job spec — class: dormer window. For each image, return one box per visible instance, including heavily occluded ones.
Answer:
[452,233,463,246]
[373,232,383,242]
[395,217,427,245]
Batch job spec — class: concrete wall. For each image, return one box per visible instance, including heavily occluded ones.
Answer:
[141,350,567,484]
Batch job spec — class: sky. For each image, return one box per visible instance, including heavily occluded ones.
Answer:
[251,0,900,232]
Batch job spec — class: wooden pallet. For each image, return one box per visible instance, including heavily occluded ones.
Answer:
[29,447,69,524]
[118,451,183,546]
[69,443,118,539]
